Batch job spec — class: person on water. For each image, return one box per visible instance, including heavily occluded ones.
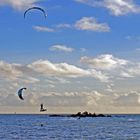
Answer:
[40,103,47,112]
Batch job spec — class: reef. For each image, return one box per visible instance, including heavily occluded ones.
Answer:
[49,111,111,118]
[70,111,111,118]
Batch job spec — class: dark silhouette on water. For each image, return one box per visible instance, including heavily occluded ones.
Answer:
[49,111,111,118]
[40,104,47,112]
[71,111,111,118]
[40,124,43,127]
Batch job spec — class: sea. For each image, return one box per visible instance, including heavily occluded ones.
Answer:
[0,114,140,140]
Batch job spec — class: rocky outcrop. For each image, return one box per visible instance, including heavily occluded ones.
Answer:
[49,111,111,118]
[71,111,111,118]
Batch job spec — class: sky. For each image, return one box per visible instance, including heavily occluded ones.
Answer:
[0,0,140,114]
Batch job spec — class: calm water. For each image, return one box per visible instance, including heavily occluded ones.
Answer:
[0,114,140,140]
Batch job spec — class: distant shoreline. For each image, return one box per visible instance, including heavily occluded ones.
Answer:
[0,113,140,116]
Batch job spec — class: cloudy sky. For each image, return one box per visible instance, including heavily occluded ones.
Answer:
[0,0,140,114]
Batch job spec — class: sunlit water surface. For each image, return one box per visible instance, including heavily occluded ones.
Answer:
[0,114,140,140]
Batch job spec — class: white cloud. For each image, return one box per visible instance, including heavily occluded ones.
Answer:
[75,0,140,16]
[75,17,110,32]
[80,54,128,70]
[54,77,70,84]
[1,88,140,113]
[105,84,115,92]
[28,59,109,82]
[104,0,140,16]
[0,59,109,84]
[54,17,110,32]
[0,61,23,80]
[120,71,134,78]
[20,76,40,84]
[33,26,55,32]
[1,57,140,112]
[56,24,72,29]
[122,64,140,77]
[0,0,41,10]
[116,62,140,79]
[0,90,105,107]
[0,92,39,106]
[114,91,140,106]
[38,90,104,107]
[49,45,74,52]
[33,18,110,33]
[0,60,40,84]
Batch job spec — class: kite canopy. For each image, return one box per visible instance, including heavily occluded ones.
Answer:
[17,88,27,100]
[24,7,47,19]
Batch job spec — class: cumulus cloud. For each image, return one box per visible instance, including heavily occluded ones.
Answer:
[1,89,140,113]
[49,45,74,52]
[120,71,134,78]
[0,59,108,84]
[32,17,110,33]
[33,26,55,32]
[114,91,140,106]
[75,17,110,32]
[38,90,104,107]
[0,90,105,107]
[53,77,70,84]
[0,92,38,106]
[1,58,140,112]
[28,59,109,82]
[80,54,128,70]
[80,54,140,81]
[0,61,23,80]
[121,63,140,78]
[54,17,110,32]
[103,0,140,16]
[75,0,140,16]
[0,60,39,84]
[0,0,41,10]
[127,65,140,76]
[105,84,115,92]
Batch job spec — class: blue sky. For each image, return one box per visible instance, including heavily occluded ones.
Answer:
[0,0,140,114]
[1,0,140,63]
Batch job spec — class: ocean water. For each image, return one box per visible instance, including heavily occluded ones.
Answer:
[0,114,140,140]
